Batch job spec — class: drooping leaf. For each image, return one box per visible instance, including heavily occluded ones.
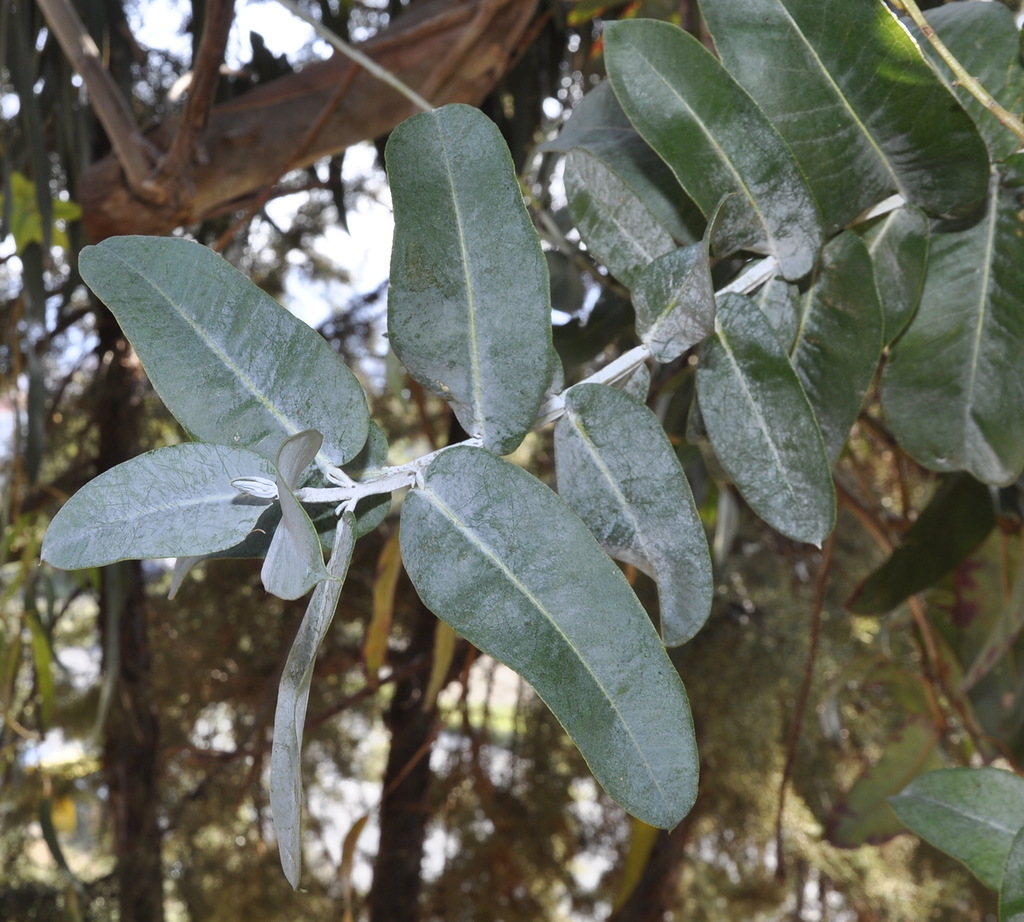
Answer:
[890,767,1024,890]
[857,206,930,345]
[271,514,356,889]
[700,0,990,231]
[604,18,823,279]
[363,531,402,678]
[387,104,554,454]
[696,292,835,545]
[41,443,276,569]
[262,430,330,601]
[400,445,698,827]
[1001,826,1024,920]
[789,231,884,466]
[962,548,1024,691]
[78,237,369,468]
[848,473,995,615]
[555,383,712,646]
[826,719,941,848]
[883,169,1024,486]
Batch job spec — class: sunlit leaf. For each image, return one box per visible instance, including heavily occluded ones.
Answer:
[363,531,402,677]
[400,445,698,827]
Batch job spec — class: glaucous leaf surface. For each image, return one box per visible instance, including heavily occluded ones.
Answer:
[700,0,990,231]
[387,104,554,455]
[858,206,929,345]
[752,276,800,347]
[890,767,1024,890]
[790,231,884,465]
[604,18,823,280]
[262,430,330,601]
[696,292,835,546]
[400,445,698,827]
[883,170,1024,486]
[848,473,995,614]
[271,514,355,889]
[555,383,712,646]
[78,237,369,468]
[41,443,275,569]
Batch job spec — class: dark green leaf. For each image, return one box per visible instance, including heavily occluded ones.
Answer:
[555,383,712,646]
[387,104,554,454]
[696,292,835,545]
[604,18,823,279]
[700,0,990,230]
[78,238,368,468]
[752,276,800,347]
[41,443,276,569]
[890,767,1024,890]
[400,446,698,827]
[883,169,1024,486]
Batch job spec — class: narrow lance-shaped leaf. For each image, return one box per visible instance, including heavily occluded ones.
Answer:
[262,430,330,601]
[387,104,554,455]
[604,19,823,280]
[555,383,712,646]
[41,443,276,569]
[272,512,356,889]
[883,168,1024,486]
[697,292,835,546]
[400,446,698,827]
[700,0,990,230]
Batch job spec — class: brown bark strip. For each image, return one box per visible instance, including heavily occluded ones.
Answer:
[78,0,539,241]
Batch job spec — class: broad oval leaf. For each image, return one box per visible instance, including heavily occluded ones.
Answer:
[700,0,990,230]
[555,383,712,646]
[400,445,698,827]
[271,514,355,888]
[890,766,1024,890]
[883,169,1024,486]
[387,104,554,455]
[604,18,823,280]
[41,443,275,569]
[696,292,835,545]
[78,237,369,468]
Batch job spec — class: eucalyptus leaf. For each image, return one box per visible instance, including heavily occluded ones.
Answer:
[78,237,369,468]
[604,18,823,280]
[700,0,990,230]
[696,292,835,546]
[883,169,1024,486]
[41,443,275,569]
[890,767,1024,890]
[400,445,698,827]
[271,513,356,889]
[387,104,554,455]
[752,277,800,347]
[1000,826,1024,920]
[555,383,712,646]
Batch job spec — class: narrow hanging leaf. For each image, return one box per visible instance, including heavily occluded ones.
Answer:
[423,622,458,712]
[700,0,990,230]
[883,168,1024,486]
[697,292,835,545]
[41,443,276,569]
[262,430,329,601]
[363,531,402,678]
[555,383,712,646]
[789,231,884,466]
[604,19,823,279]
[400,446,698,827]
[387,104,554,454]
[78,237,369,468]
[890,767,1024,891]
[271,513,356,889]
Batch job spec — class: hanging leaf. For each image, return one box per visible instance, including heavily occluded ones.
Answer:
[363,531,402,678]
[890,767,1024,890]
[883,169,1024,486]
[78,237,369,468]
[604,18,823,279]
[400,445,698,827]
[696,292,835,546]
[272,514,356,889]
[555,383,712,645]
[387,104,554,455]
[41,443,276,569]
[789,231,884,466]
[700,0,990,230]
